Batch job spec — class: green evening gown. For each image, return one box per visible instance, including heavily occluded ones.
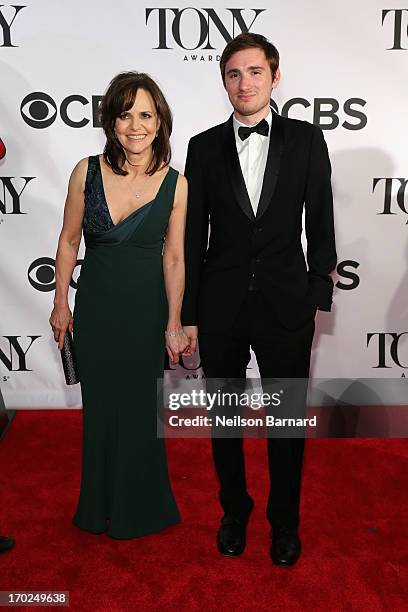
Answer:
[72,155,180,539]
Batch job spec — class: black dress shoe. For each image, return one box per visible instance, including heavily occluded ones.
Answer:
[0,536,15,553]
[270,527,301,566]
[217,516,247,557]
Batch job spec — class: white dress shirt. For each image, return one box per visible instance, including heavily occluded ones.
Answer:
[233,108,272,216]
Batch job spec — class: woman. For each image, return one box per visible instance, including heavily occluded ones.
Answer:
[49,72,188,539]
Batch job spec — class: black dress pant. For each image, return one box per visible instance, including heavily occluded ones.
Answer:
[199,290,315,528]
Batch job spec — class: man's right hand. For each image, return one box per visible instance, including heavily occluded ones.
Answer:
[182,325,198,356]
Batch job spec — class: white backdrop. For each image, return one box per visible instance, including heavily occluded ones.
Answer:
[1,0,407,408]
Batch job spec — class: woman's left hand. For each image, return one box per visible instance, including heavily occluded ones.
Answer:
[165,329,189,364]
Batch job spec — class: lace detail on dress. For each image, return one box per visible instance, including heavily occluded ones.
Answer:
[83,156,114,234]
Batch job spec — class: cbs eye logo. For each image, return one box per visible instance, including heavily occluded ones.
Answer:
[28,257,83,291]
[20,93,57,129]
[20,92,102,129]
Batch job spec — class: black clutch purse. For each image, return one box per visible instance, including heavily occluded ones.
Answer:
[60,330,80,385]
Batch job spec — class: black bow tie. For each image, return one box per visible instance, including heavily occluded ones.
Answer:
[238,119,269,141]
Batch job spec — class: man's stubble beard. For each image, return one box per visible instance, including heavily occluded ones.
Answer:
[232,97,270,118]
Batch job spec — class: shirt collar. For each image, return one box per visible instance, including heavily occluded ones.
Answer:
[233,107,273,140]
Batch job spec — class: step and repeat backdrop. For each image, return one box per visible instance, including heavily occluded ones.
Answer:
[0,1,407,408]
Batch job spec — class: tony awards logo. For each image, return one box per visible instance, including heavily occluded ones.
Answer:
[145,7,266,61]
[0,176,35,215]
[367,333,408,374]
[382,9,408,49]
[0,336,41,372]
[372,177,408,223]
[0,4,26,47]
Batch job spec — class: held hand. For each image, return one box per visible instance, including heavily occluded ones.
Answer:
[165,329,189,365]
[49,304,73,351]
[182,325,198,356]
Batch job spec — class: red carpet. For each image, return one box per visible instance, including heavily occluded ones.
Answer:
[0,411,407,611]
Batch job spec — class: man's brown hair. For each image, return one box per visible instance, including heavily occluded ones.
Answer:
[219,33,279,85]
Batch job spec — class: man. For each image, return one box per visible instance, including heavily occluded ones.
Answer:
[182,33,336,566]
[0,535,14,553]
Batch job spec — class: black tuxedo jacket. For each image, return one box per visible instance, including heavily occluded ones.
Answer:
[182,111,337,331]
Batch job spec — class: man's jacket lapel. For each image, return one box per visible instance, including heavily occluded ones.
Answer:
[222,115,255,222]
[256,110,284,220]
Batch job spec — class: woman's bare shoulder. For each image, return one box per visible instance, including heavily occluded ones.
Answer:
[68,156,93,191]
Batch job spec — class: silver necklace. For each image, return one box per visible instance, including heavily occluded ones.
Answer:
[132,174,149,199]
[119,168,150,199]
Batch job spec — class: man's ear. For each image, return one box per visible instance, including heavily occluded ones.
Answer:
[272,68,281,89]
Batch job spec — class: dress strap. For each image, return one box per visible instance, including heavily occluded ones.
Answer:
[165,167,179,205]
[85,155,100,186]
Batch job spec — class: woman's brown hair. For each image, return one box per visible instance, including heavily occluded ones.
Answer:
[100,71,172,176]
